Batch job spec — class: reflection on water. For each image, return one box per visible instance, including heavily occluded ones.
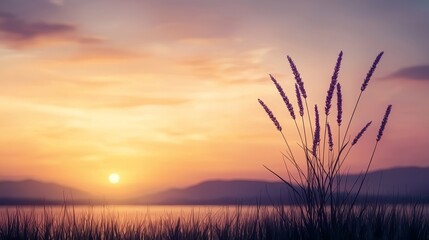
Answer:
[1,204,427,223]
[0,205,283,223]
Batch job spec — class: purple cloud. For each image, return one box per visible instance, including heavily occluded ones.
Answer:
[0,12,74,40]
[387,65,429,81]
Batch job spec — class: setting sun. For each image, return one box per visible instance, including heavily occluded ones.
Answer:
[108,173,120,184]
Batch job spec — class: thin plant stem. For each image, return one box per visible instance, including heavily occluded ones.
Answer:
[349,141,379,216]
[342,91,363,147]
[294,120,305,151]
[322,115,328,173]
[338,125,341,156]
[304,98,314,141]
[300,116,311,178]
[280,131,295,161]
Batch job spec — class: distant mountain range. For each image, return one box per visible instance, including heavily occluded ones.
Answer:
[134,166,429,205]
[1,166,429,205]
[0,179,91,205]
[339,166,429,197]
[134,180,295,205]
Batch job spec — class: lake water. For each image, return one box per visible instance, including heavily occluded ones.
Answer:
[1,204,427,223]
[0,205,283,223]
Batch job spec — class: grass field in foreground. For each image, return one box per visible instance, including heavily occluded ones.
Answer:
[1,204,428,240]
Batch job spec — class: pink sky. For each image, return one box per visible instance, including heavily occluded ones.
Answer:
[0,0,428,197]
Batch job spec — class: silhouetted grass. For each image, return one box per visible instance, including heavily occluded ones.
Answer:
[0,204,428,240]
[258,52,402,237]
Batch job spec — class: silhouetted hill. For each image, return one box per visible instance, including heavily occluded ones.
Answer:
[137,180,295,205]
[340,166,429,197]
[136,166,429,205]
[0,179,90,204]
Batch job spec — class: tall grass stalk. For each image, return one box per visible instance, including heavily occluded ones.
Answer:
[340,52,384,147]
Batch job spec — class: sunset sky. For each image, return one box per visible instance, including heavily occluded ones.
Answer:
[0,0,428,197]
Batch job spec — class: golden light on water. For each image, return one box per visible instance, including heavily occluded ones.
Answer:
[108,173,120,184]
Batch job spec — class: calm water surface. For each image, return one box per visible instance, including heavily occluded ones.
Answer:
[1,204,426,223]
[0,205,282,222]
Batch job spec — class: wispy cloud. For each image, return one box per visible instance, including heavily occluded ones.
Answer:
[177,48,272,84]
[144,1,240,44]
[153,21,237,42]
[91,96,189,109]
[49,0,64,6]
[386,65,429,81]
[66,46,146,64]
[0,11,100,48]
[0,94,189,113]
[0,11,73,39]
